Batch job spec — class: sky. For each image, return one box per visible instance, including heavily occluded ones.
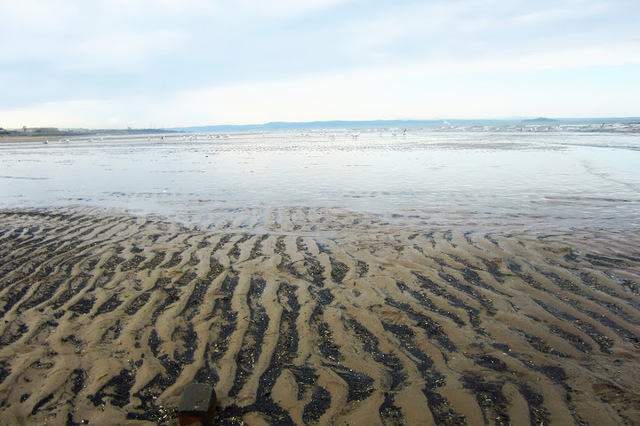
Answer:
[1,0,639,129]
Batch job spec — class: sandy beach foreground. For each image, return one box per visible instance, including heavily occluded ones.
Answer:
[0,207,639,425]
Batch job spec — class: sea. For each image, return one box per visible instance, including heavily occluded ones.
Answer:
[2,120,639,231]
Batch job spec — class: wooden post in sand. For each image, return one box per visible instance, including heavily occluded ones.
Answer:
[178,383,217,425]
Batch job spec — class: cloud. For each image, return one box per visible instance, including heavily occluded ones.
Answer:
[3,57,639,129]
[0,99,127,129]
[1,0,639,127]
[63,29,189,72]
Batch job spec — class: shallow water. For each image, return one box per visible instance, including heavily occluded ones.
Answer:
[2,129,639,229]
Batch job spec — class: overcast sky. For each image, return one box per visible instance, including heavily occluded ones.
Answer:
[1,0,639,128]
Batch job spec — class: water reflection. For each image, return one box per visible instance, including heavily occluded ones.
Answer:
[1,130,639,228]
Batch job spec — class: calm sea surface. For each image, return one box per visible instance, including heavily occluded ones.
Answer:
[2,129,639,229]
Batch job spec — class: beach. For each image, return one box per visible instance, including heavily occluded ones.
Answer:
[1,128,639,424]
[0,206,639,424]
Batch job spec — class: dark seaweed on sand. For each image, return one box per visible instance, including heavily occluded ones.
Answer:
[303,385,332,424]
[384,296,457,351]
[228,277,270,397]
[215,282,300,425]
[382,322,465,424]
[1,210,639,424]
[345,318,407,390]
[460,375,510,426]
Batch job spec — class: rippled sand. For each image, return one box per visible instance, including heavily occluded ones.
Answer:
[0,207,639,425]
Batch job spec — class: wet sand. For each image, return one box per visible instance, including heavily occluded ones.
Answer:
[0,207,639,425]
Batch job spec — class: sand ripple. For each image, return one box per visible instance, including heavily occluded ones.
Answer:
[0,208,639,424]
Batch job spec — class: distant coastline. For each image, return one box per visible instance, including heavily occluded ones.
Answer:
[2,117,639,138]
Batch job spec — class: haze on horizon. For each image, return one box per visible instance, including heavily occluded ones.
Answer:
[1,0,639,130]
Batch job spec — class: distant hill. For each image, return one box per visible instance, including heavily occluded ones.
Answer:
[520,117,558,123]
[173,120,435,133]
[170,119,521,133]
[167,117,640,134]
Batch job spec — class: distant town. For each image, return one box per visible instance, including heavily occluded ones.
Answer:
[0,126,171,139]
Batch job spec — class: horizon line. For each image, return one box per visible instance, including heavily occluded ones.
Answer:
[3,116,640,133]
